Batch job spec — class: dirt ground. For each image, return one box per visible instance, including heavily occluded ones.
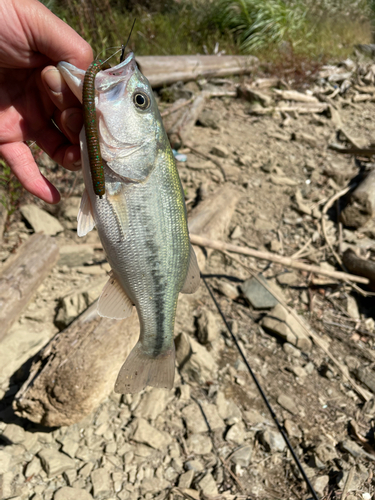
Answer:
[1,63,375,500]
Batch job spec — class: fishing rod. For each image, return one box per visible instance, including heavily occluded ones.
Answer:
[202,274,319,500]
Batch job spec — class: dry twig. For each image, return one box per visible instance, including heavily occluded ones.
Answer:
[190,234,369,285]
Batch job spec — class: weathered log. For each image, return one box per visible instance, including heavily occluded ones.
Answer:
[189,185,241,270]
[342,248,375,289]
[13,305,140,426]
[136,55,258,88]
[0,234,59,340]
[13,186,240,425]
[340,170,375,228]
[168,92,210,148]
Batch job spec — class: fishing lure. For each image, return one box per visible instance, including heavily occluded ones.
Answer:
[82,59,110,198]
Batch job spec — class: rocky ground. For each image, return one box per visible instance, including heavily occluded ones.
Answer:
[1,57,375,500]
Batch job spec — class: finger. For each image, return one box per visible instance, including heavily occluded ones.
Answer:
[36,124,82,171]
[42,67,81,111]
[0,142,60,204]
[53,107,83,145]
[17,0,93,69]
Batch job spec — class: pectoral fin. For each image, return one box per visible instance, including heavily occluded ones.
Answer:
[77,188,96,237]
[97,271,133,319]
[180,244,200,294]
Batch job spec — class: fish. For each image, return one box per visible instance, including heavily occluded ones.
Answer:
[57,52,200,393]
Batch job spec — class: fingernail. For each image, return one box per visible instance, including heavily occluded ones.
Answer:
[66,110,83,134]
[73,160,81,167]
[44,68,66,93]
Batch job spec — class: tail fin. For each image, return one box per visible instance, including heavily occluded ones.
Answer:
[114,342,175,394]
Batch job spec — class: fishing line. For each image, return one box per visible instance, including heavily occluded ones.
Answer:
[120,18,137,63]
[202,274,319,500]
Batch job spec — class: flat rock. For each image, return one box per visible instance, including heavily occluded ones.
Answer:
[0,450,11,474]
[215,280,239,300]
[353,366,375,393]
[277,394,298,415]
[178,470,195,489]
[21,204,63,235]
[196,310,219,344]
[198,473,218,496]
[226,421,246,444]
[175,332,218,384]
[230,445,253,467]
[216,391,242,423]
[182,402,224,433]
[58,244,95,267]
[55,277,106,328]
[240,275,278,309]
[315,442,337,463]
[211,145,229,158]
[276,271,300,286]
[38,448,75,478]
[140,477,170,495]
[54,487,93,500]
[243,409,265,426]
[260,429,286,452]
[198,109,221,129]
[133,388,173,420]
[2,423,26,444]
[91,468,112,499]
[186,434,212,455]
[132,418,172,449]
[262,303,312,351]
[313,475,329,496]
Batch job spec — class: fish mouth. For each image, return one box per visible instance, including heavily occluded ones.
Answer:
[95,52,136,91]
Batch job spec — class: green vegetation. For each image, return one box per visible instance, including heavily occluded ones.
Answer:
[48,0,374,63]
[0,160,24,218]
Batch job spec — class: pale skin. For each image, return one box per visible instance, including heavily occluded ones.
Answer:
[0,0,93,203]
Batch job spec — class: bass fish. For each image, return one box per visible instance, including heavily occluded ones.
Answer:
[58,53,200,393]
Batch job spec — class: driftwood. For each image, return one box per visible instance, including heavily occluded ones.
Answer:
[13,187,240,425]
[328,144,375,156]
[136,55,258,88]
[0,234,59,340]
[340,170,375,228]
[168,92,210,149]
[189,185,241,270]
[342,248,375,289]
[13,305,140,426]
[189,234,369,285]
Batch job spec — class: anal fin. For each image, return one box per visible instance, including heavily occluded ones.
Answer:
[181,244,200,294]
[97,271,133,319]
[77,188,95,237]
[114,342,175,394]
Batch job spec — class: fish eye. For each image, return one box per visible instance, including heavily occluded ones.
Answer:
[133,91,150,110]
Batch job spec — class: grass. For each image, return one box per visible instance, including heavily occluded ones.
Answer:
[48,0,374,67]
[0,160,24,219]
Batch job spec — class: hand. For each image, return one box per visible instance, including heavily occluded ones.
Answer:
[0,0,93,203]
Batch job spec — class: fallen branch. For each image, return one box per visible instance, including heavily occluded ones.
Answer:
[328,143,375,156]
[136,54,258,88]
[189,234,369,285]
[160,97,194,117]
[185,142,227,181]
[0,234,59,340]
[342,248,375,288]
